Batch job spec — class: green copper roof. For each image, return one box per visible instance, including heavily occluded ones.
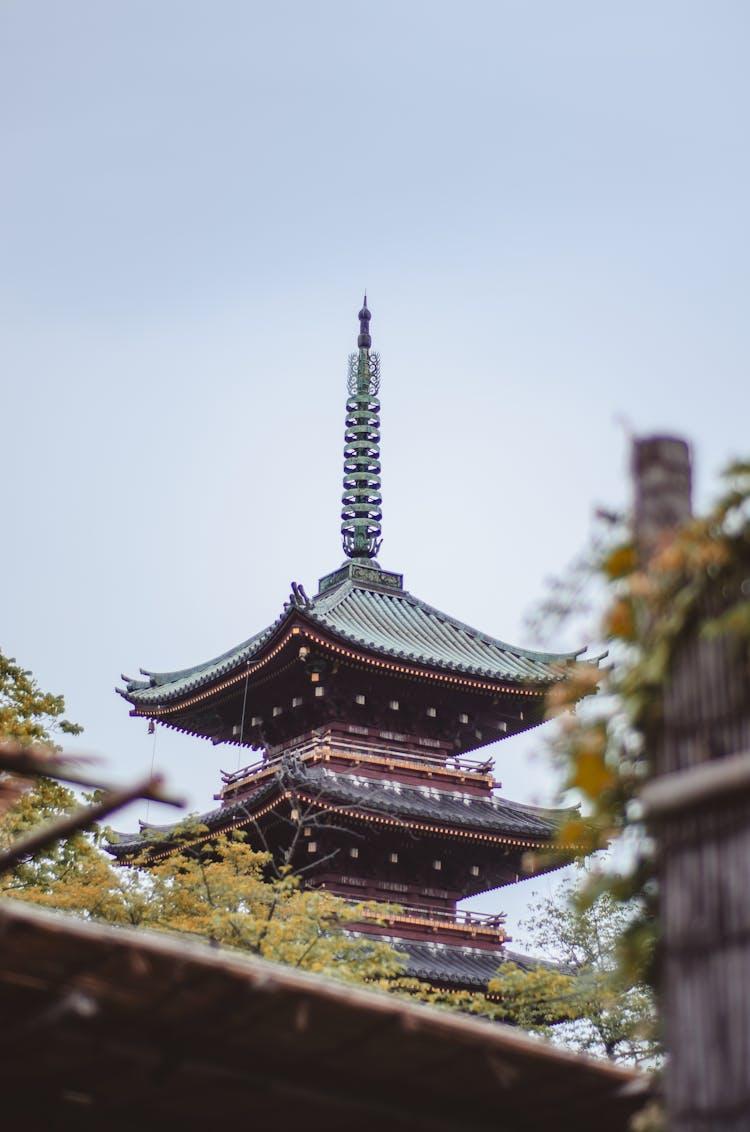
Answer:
[118,299,586,714]
[310,570,579,679]
[119,563,581,707]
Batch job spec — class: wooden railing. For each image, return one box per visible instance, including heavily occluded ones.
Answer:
[353,901,507,941]
[220,733,494,797]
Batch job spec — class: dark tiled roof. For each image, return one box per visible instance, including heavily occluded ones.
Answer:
[107,779,279,856]
[289,765,566,839]
[108,760,570,857]
[376,936,547,990]
[397,937,504,988]
[119,564,582,707]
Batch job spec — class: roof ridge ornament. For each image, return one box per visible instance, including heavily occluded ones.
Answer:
[289,581,312,610]
[341,296,382,559]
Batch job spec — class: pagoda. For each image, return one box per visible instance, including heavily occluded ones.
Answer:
[114,300,585,990]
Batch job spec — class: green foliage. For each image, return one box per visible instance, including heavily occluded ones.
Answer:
[373,895,648,1058]
[120,830,405,981]
[507,879,658,1064]
[0,653,402,983]
[541,459,750,995]
[1,779,403,982]
[486,960,580,1032]
[0,648,110,912]
[0,648,82,746]
[0,776,128,919]
[391,879,657,1063]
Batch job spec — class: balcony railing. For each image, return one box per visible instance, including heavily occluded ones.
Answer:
[220,733,494,797]
[353,901,507,942]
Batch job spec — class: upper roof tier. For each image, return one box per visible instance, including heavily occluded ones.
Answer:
[118,300,591,752]
[119,560,582,711]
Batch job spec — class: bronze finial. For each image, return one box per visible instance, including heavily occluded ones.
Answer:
[357,293,372,349]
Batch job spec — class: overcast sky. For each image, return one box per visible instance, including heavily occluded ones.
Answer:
[2,1,748,933]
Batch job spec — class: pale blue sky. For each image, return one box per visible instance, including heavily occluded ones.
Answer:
[2,1,748,932]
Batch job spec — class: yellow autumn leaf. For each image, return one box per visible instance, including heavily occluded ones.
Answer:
[626,570,655,598]
[545,664,601,717]
[650,541,686,575]
[603,544,636,579]
[571,750,615,799]
[557,818,588,846]
[604,598,635,640]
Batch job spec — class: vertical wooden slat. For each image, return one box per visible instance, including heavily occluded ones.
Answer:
[634,435,750,1130]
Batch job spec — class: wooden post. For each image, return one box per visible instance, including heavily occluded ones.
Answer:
[634,436,750,1131]
[632,435,692,566]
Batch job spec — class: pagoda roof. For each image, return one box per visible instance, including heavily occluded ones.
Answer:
[392,938,544,990]
[119,561,582,710]
[108,758,576,860]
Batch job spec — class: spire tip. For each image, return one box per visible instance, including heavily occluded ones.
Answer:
[357,294,372,350]
[342,299,382,559]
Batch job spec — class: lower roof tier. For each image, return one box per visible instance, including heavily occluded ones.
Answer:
[108,758,582,895]
[389,936,546,991]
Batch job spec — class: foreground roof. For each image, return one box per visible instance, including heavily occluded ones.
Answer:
[120,561,582,710]
[0,899,648,1130]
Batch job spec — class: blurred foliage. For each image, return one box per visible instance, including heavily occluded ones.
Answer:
[543,459,750,995]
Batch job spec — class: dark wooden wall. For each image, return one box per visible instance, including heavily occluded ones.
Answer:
[634,436,750,1131]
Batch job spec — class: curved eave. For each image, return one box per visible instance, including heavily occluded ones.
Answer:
[292,617,562,697]
[308,581,581,683]
[117,605,298,710]
[120,615,569,722]
[112,809,583,878]
[110,804,581,865]
[108,769,585,867]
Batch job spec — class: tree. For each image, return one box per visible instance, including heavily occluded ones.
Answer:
[2,791,405,981]
[485,958,581,1033]
[113,827,406,981]
[0,647,120,913]
[378,959,581,1034]
[504,878,658,1065]
[0,774,132,920]
[534,458,750,1008]
[387,876,656,1061]
[2,785,405,982]
[0,650,403,982]
[0,649,81,746]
